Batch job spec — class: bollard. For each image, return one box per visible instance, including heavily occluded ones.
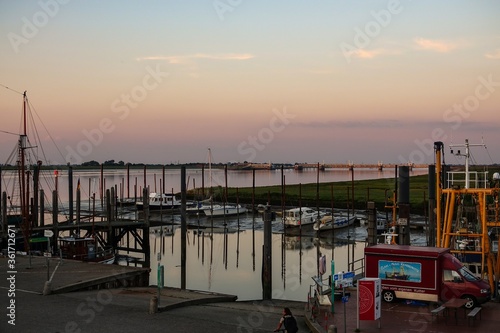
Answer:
[149,296,158,314]
[42,281,52,295]
[328,324,337,333]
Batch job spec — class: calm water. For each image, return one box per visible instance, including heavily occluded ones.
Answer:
[146,223,369,302]
[122,212,428,302]
[2,167,428,301]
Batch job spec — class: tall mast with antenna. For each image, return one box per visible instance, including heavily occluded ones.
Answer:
[449,138,486,189]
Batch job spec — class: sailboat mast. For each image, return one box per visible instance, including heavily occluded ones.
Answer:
[208,148,212,195]
[20,91,30,250]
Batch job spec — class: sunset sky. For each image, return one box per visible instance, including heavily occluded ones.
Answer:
[1,1,499,165]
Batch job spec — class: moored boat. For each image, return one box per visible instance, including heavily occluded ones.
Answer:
[136,192,182,211]
[58,236,115,264]
[284,207,325,228]
[313,214,356,232]
[203,204,247,217]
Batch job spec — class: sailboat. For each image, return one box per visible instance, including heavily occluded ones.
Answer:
[1,91,115,263]
[202,148,247,217]
[1,91,45,253]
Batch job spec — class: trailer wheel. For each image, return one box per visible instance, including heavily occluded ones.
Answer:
[383,291,396,303]
[461,295,477,309]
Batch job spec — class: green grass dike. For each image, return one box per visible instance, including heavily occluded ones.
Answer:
[195,174,431,215]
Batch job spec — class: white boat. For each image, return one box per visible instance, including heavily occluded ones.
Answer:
[284,208,325,227]
[313,214,356,231]
[185,197,214,215]
[58,236,115,264]
[203,204,247,217]
[136,192,182,210]
[358,212,388,234]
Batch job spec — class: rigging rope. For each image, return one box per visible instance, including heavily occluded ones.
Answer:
[0,83,23,95]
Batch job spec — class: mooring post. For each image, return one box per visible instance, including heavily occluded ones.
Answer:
[1,192,6,236]
[39,189,44,227]
[68,163,73,224]
[52,190,58,254]
[106,189,112,223]
[126,163,130,199]
[0,166,2,214]
[76,185,80,225]
[428,165,436,247]
[143,187,150,268]
[262,204,273,300]
[181,165,187,290]
[367,201,377,246]
[398,166,410,245]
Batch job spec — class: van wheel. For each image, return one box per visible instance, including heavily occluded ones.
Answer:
[383,291,396,303]
[461,295,477,309]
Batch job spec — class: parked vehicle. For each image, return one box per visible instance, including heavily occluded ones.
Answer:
[364,244,491,309]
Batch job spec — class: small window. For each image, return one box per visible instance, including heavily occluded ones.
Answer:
[451,270,463,283]
[443,269,454,282]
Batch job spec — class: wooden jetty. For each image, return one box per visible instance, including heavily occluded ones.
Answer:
[0,255,150,294]
[1,185,159,268]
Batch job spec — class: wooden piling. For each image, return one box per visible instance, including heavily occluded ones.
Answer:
[76,186,80,225]
[52,190,58,253]
[126,163,130,199]
[143,187,150,268]
[262,204,272,300]
[68,164,73,224]
[1,192,6,235]
[40,189,44,227]
[398,166,411,245]
[367,201,377,246]
[428,164,436,247]
[181,166,187,290]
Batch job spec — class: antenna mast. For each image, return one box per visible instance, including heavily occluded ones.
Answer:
[449,138,486,189]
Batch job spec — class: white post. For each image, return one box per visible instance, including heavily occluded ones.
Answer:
[450,139,485,189]
[465,139,470,189]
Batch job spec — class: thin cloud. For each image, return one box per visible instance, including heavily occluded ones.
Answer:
[349,48,401,60]
[353,49,380,59]
[485,49,500,59]
[413,37,460,53]
[137,53,255,64]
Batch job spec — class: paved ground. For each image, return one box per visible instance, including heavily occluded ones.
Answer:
[1,255,499,333]
[1,288,312,333]
[307,290,500,333]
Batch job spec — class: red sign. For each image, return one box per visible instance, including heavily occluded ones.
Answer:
[358,278,381,321]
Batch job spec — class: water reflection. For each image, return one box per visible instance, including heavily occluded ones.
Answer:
[143,220,370,301]
[136,210,428,302]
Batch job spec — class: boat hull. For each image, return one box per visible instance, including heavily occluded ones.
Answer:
[203,204,247,217]
[313,215,357,232]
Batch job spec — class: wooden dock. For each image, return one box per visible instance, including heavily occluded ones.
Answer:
[0,255,149,295]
